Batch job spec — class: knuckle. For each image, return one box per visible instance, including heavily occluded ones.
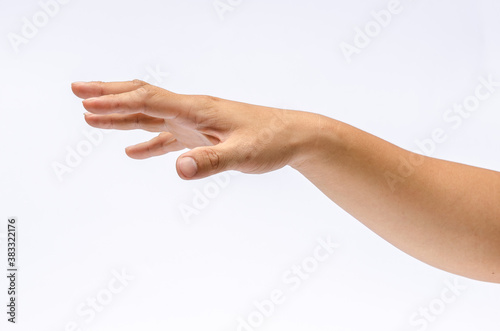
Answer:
[135,85,152,97]
[136,85,162,114]
[111,97,124,111]
[135,85,155,112]
[133,114,140,129]
[137,84,161,99]
[106,116,115,129]
[161,135,176,149]
[93,80,105,95]
[132,79,148,87]
[203,148,221,170]
[243,144,257,163]
[198,95,220,109]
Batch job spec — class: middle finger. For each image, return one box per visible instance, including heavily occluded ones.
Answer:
[84,112,167,132]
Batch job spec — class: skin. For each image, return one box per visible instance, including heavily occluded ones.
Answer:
[72,79,500,283]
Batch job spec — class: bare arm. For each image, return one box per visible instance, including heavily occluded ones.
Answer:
[289,112,500,283]
[72,80,500,283]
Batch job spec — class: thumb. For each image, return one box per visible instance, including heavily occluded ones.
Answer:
[176,143,238,180]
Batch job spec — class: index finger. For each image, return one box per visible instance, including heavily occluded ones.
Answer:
[71,80,147,99]
[81,83,195,119]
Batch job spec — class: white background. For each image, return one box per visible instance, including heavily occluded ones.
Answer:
[1,0,500,330]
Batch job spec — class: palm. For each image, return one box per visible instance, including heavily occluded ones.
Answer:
[162,117,219,150]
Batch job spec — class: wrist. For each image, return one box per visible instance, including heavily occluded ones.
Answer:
[285,110,343,173]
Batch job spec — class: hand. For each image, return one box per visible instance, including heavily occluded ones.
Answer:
[71,80,317,180]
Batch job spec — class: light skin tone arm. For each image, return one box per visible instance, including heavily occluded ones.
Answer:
[71,79,500,283]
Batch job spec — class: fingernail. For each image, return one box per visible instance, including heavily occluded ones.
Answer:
[83,112,93,116]
[179,157,197,178]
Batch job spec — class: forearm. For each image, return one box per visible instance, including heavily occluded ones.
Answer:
[287,110,500,283]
